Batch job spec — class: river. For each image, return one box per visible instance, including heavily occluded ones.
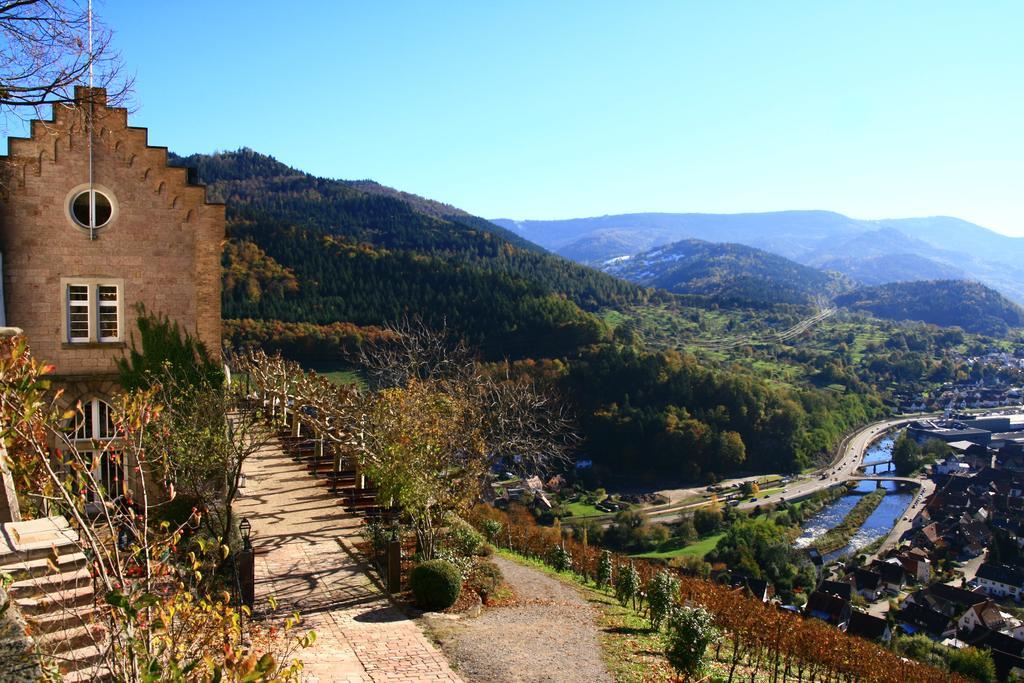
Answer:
[861,435,896,474]
[794,435,914,561]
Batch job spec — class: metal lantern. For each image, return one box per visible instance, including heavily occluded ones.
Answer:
[239,517,252,549]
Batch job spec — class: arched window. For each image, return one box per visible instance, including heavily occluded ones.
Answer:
[71,397,115,440]
[67,398,123,503]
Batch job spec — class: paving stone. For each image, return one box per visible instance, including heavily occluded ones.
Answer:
[236,439,462,683]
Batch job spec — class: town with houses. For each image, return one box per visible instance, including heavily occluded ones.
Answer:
[794,411,1024,680]
[895,349,1024,414]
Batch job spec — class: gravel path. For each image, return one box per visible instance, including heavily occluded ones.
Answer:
[427,556,613,683]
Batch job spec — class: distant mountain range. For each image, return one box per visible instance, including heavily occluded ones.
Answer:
[491,211,1024,305]
[602,239,853,307]
[590,237,1023,334]
[166,154,1022,340]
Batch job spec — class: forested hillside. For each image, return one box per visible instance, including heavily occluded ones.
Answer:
[815,253,964,286]
[601,239,853,307]
[172,149,882,484]
[561,344,880,482]
[835,280,1024,336]
[171,149,649,358]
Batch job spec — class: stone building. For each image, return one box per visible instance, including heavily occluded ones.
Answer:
[0,86,224,506]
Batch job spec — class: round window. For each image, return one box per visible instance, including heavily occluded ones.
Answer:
[70,189,113,229]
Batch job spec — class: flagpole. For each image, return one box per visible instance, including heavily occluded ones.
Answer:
[87,0,95,240]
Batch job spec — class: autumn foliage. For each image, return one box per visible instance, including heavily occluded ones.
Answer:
[468,505,966,683]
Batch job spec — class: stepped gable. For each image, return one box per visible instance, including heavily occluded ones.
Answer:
[0,86,225,383]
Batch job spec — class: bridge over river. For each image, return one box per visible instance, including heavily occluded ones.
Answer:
[850,475,921,486]
[858,459,894,474]
[632,413,970,557]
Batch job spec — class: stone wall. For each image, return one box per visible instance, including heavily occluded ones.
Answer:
[0,585,43,681]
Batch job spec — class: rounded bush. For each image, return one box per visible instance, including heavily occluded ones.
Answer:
[410,559,462,611]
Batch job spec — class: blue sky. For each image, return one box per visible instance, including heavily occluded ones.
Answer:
[10,2,1024,234]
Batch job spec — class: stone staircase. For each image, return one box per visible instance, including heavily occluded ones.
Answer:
[0,517,107,681]
[277,430,384,517]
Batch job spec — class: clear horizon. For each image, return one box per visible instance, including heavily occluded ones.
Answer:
[4,1,1022,237]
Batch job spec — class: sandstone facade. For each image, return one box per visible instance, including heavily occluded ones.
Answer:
[0,86,224,403]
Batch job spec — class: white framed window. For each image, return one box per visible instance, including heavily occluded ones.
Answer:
[62,278,124,344]
[72,398,115,441]
[97,285,120,342]
[67,284,91,342]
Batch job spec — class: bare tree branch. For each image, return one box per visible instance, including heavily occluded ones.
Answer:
[0,0,133,121]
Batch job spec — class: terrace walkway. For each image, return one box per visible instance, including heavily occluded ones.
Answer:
[235,438,462,683]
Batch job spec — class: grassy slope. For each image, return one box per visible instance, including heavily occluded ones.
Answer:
[563,501,606,518]
[632,533,725,560]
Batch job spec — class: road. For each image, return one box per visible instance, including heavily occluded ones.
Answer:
[642,416,921,525]
[866,475,936,559]
[751,416,918,509]
[566,414,934,529]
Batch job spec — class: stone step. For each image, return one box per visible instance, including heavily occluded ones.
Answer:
[26,602,99,635]
[63,666,113,683]
[15,584,95,615]
[0,543,80,566]
[0,549,88,581]
[36,622,105,656]
[8,566,92,600]
[0,517,80,564]
[50,641,108,680]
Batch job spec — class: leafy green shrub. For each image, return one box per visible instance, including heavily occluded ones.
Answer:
[445,518,484,558]
[596,550,613,590]
[548,544,573,572]
[481,519,503,544]
[434,548,475,580]
[478,543,495,558]
[665,607,719,679]
[468,561,503,600]
[615,562,641,609]
[693,508,723,536]
[946,647,996,683]
[410,560,462,611]
[647,569,680,630]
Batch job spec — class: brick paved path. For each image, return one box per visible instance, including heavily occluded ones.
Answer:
[236,439,462,683]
